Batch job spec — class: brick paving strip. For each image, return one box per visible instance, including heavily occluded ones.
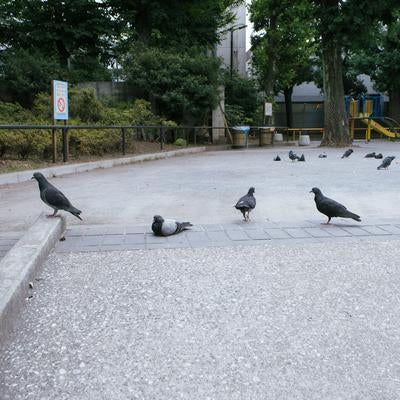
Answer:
[56,221,400,253]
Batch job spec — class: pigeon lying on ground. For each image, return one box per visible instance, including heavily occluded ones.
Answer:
[365,152,376,158]
[298,154,305,162]
[377,156,395,170]
[273,155,281,161]
[374,153,383,159]
[32,172,82,220]
[318,153,327,158]
[341,149,353,158]
[310,187,361,224]
[289,150,298,161]
[235,187,256,221]
[151,215,192,236]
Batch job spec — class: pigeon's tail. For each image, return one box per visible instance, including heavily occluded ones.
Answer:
[346,211,361,222]
[68,207,82,221]
[175,221,192,234]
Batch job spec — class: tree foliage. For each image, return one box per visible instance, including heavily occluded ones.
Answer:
[122,45,222,123]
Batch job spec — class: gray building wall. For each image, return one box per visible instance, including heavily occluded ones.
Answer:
[216,5,247,77]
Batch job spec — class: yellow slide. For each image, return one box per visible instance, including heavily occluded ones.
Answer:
[361,118,398,139]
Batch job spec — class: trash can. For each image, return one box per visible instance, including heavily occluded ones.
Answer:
[232,126,250,148]
[259,127,274,146]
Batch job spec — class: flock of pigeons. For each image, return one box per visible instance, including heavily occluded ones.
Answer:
[275,148,396,170]
[33,146,377,238]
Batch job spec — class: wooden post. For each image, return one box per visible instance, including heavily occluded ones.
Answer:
[62,120,68,162]
[160,127,164,150]
[52,127,57,163]
[51,81,56,163]
[121,128,126,155]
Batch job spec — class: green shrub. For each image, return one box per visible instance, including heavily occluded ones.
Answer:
[69,88,105,122]
[174,138,187,147]
[69,129,121,156]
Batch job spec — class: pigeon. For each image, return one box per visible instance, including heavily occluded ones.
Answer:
[377,156,395,170]
[341,149,353,158]
[235,187,256,221]
[310,187,361,224]
[318,153,327,158]
[151,215,192,236]
[273,155,281,161]
[32,172,82,220]
[298,154,305,162]
[365,152,376,158]
[374,153,383,159]
[289,150,298,161]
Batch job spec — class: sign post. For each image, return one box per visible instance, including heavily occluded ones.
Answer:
[52,80,69,162]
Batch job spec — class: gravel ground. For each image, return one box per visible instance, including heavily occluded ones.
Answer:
[1,239,400,399]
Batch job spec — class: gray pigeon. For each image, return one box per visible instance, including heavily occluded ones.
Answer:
[289,150,298,161]
[273,155,281,161]
[32,172,82,220]
[298,154,305,162]
[341,149,353,158]
[377,156,395,170]
[374,153,383,159]
[310,187,361,224]
[318,153,327,158]
[235,187,256,221]
[152,215,192,236]
[365,152,376,158]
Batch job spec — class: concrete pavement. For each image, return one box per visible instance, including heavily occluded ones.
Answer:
[1,239,400,399]
[1,140,400,232]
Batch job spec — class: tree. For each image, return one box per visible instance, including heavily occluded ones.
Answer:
[353,8,400,121]
[312,0,397,146]
[0,49,62,107]
[0,0,113,75]
[122,46,222,123]
[108,0,236,50]
[249,0,315,127]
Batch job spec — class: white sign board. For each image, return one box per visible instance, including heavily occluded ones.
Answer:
[53,80,68,120]
[264,102,273,116]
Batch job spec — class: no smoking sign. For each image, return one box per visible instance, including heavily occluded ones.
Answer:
[53,80,68,120]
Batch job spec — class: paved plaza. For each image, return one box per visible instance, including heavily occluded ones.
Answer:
[2,141,400,399]
[1,141,400,231]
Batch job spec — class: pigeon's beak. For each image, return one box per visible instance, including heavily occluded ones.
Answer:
[309,190,312,193]
[31,176,35,180]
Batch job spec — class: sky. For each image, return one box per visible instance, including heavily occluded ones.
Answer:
[245,0,253,51]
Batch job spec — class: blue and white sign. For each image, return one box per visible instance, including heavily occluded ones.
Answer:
[53,80,68,120]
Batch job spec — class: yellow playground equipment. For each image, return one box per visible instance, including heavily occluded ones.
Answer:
[349,99,400,141]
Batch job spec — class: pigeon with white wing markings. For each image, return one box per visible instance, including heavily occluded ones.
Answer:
[235,187,256,221]
[377,156,395,170]
[32,172,82,220]
[310,187,361,224]
[152,215,192,236]
[341,149,353,158]
[289,150,298,161]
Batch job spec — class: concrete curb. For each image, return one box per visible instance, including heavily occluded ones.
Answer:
[0,147,206,186]
[0,214,65,345]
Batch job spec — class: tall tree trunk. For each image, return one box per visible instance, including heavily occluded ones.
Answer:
[319,1,350,147]
[284,86,293,128]
[263,16,276,125]
[388,89,400,123]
